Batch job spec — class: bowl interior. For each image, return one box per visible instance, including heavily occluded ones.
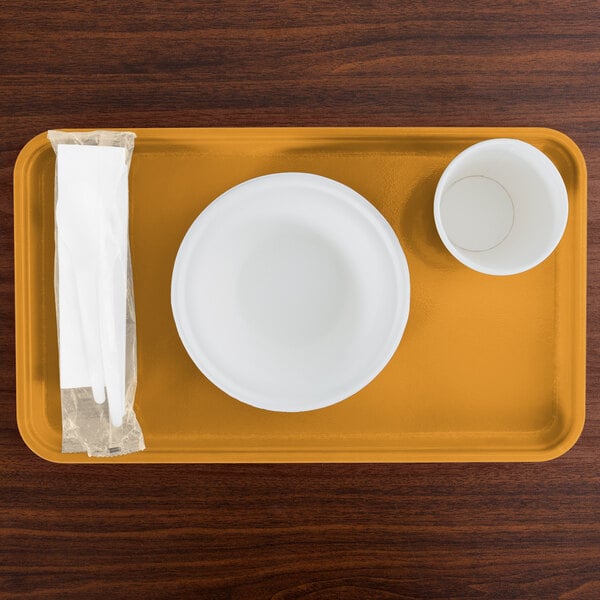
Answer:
[171,173,410,412]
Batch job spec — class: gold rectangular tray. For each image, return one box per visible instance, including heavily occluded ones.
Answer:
[14,127,586,462]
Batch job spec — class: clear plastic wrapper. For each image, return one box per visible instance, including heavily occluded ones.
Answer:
[48,130,144,457]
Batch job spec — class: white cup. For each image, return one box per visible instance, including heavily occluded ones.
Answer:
[434,138,568,275]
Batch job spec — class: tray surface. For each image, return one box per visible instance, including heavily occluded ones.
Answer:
[14,127,586,462]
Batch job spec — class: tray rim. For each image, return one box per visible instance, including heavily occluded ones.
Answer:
[14,127,587,464]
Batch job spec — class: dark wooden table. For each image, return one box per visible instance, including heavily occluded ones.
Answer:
[1,2,599,598]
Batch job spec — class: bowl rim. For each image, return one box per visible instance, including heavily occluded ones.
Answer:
[171,172,411,412]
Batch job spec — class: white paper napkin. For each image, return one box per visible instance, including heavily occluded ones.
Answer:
[56,144,128,427]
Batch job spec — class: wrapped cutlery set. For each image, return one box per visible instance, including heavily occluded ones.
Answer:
[48,131,143,456]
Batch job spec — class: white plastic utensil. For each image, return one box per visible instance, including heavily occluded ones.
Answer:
[56,184,106,406]
[97,177,129,429]
[98,251,126,428]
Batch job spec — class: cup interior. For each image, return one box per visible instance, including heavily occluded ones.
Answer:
[434,139,568,275]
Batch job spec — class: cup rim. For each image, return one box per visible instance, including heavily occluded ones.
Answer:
[433,138,569,276]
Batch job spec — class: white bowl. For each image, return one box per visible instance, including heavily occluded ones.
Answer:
[434,139,568,276]
[171,173,410,412]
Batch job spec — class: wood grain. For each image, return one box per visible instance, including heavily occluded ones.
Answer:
[1,1,599,598]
